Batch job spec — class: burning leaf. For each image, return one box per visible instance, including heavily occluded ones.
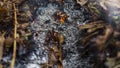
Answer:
[53,11,68,24]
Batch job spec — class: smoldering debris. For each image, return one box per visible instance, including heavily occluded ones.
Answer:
[0,0,120,68]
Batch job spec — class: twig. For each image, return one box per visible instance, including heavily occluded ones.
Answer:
[80,31,98,45]
[0,32,6,68]
[10,3,18,68]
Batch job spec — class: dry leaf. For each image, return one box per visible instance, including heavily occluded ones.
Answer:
[58,34,64,44]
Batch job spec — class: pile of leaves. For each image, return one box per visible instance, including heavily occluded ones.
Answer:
[75,1,120,67]
[78,20,120,68]
[0,0,32,68]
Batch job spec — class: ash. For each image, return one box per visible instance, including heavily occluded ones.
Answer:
[16,0,93,68]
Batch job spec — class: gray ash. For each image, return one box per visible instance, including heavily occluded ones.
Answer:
[26,0,94,68]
